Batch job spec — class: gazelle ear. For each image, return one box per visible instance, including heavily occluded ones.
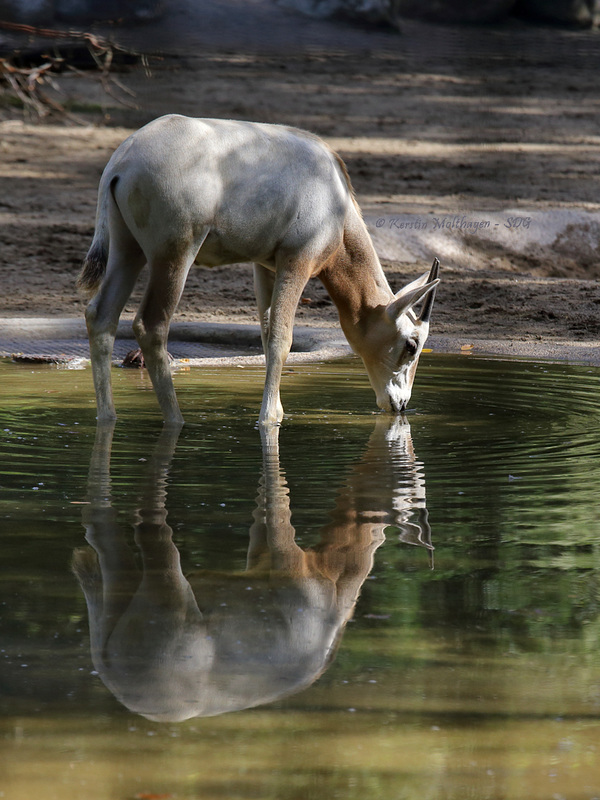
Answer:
[419,258,440,323]
[394,270,431,299]
[387,258,440,323]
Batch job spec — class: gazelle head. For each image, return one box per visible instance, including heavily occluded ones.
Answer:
[361,258,440,414]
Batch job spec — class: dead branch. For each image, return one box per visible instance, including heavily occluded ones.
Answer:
[0,20,144,119]
[0,19,140,54]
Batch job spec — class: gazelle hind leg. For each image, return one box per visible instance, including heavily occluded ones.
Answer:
[86,247,146,421]
[132,252,197,425]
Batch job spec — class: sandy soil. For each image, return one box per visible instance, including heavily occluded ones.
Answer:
[1,5,600,359]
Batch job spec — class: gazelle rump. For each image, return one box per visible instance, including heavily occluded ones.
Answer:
[78,115,440,425]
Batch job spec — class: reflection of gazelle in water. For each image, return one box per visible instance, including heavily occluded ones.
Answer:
[73,419,432,722]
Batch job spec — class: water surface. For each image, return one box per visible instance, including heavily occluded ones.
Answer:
[1,354,599,800]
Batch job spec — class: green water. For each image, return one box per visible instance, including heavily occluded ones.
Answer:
[1,354,599,800]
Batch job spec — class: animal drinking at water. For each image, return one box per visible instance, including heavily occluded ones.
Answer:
[79,115,440,425]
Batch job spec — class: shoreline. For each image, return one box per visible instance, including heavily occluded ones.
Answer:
[2,318,600,369]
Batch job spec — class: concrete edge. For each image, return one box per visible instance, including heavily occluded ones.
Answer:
[427,335,600,366]
[1,318,600,367]
[0,317,346,352]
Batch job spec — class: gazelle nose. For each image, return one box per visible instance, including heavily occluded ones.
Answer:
[379,394,407,414]
[390,397,407,414]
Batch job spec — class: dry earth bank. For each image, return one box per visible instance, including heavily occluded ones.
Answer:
[1,10,600,359]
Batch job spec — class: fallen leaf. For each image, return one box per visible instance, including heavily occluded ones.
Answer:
[134,793,173,800]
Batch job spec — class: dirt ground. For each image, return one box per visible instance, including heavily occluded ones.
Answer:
[1,5,600,357]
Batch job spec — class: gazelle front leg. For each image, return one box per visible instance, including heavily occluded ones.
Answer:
[253,263,275,354]
[258,258,311,427]
[253,264,284,424]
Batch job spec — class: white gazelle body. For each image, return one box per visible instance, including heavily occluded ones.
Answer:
[79,114,439,425]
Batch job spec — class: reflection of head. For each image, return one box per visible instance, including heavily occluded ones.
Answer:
[74,418,431,721]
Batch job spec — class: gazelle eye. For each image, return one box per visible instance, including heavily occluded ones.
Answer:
[405,338,419,357]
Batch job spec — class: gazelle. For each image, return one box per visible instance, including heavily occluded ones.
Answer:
[79,115,440,425]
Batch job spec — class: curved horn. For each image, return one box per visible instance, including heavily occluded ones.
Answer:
[419,258,440,323]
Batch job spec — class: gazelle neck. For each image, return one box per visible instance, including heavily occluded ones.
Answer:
[319,210,393,348]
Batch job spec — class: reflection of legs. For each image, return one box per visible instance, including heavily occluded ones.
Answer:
[74,420,141,652]
[132,254,194,425]
[133,425,195,610]
[258,256,312,426]
[86,247,145,420]
[134,521,196,612]
[247,429,304,574]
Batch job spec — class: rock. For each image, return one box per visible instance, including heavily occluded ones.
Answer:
[55,0,164,23]
[0,0,55,25]
[391,0,517,24]
[275,0,393,22]
[514,0,600,27]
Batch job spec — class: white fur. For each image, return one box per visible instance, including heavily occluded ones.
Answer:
[82,115,439,425]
